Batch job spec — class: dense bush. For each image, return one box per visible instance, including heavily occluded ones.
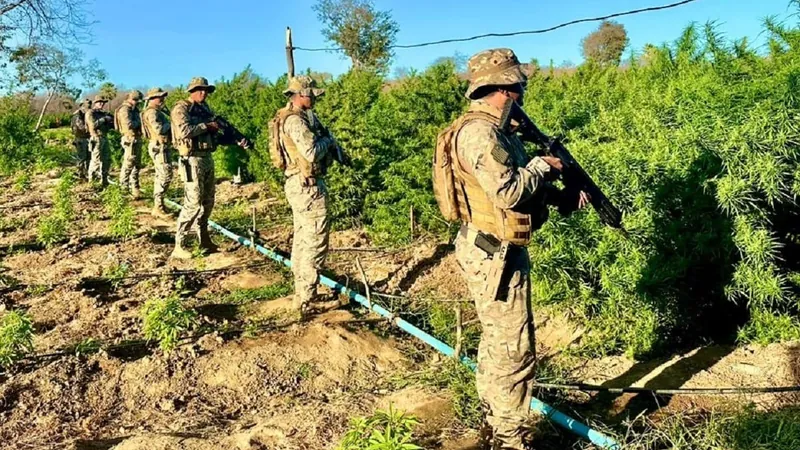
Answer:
[0,96,48,175]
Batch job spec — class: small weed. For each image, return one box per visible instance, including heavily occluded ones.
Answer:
[24,284,49,296]
[36,171,76,247]
[101,184,137,240]
[225,281,293,305]
[401,359,483,428]
[103,262,131,289]
[13,172,30,192]
[71,338,102,356]
[36,214,68,248]
[142,292,199,353]
[0,310,34,368]
[337,405,423,450]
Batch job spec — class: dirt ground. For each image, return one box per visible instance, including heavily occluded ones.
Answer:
[2,167,800,449]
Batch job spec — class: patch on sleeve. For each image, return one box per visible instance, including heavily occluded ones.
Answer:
[490,145,511,165]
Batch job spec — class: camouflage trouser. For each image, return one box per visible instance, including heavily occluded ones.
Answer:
[285,174,330,309]
[176,154,215,244]
[73,138,89,179]
[148,141,173,206]
[88,135,110,186]
[455,230,536,450]
[119,136,142,192]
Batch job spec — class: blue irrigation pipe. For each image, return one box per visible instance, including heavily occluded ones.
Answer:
[163,198,621,450]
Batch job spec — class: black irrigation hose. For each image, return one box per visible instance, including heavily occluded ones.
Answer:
[533,382,800,395]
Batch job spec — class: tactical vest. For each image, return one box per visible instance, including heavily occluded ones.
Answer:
[274,106,327,179]
[114,103,142,137]
[71,109,89,138]
[143,107,171,144]
[438,104,533,245]
[88,109,112,137]
[172,100,215,157]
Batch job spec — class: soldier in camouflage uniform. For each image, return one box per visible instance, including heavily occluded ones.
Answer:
[71,99,91,180]
[142,87,173,216]
[86,96,113,186]
[170,77,249,259]
[274,76,344,318]
[116,90,144,198]
[443,49,589,449]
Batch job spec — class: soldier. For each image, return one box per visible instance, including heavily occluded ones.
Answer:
[116,90,144,198]
[170,77,249,259]
[70,98,91,180]
[142,87,173,216]
[86,96,113,186]
[271,76,348,318]
[436,49,589,449]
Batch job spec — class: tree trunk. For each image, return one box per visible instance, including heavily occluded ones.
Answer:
[34,91,55,132]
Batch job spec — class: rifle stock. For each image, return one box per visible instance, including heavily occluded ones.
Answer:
[502,99,624,230]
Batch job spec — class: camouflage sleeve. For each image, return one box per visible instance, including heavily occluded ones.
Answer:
[144,108,169,136]
[456,119,552,210]
[283,114,330,163]
[171,102,209,140]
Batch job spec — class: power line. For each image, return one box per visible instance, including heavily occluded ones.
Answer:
[293,0,700,52]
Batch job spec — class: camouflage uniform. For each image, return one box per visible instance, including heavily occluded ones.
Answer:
[142,88,174,213]
[116,90,144,197]
[72,99,91,180]
[170,77,219,258]
[86,96,113,186]
[276,76,338,315]
[451,49,558,450]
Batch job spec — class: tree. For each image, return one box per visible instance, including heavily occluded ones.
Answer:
[0,0,93,47]
[581,20,629,66]
[9,43,104,130]
[98,81,117,100]
[313,0,399,71]
[431,51,468,73]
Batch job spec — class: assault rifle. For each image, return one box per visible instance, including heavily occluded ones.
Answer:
[499,98,624,230]
[313,114,351,168]
[212,115,252,149]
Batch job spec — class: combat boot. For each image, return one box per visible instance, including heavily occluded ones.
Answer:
[170,236,193,259]
[152,204,170,217]
[131,188,141,200]
[198,229,219,254]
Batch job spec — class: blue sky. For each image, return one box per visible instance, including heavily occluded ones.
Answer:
[84,0,796,89]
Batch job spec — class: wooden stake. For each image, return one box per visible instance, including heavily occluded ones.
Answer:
[410,205,415,239]
[356,257,371,309]
[286,27,295,79]
[454,305,463,360]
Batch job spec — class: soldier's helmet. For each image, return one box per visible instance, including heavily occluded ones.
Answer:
[127,90,144,102]
[146,87,169,100]
[283,75,325,98]
[465,48,527,100]
[186,77,216,93]
[92,95,108,105]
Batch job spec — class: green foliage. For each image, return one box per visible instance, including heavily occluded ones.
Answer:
[614,405,800,450]
[103,262,131,289]
[36,171,75,247]
[224,281,293,305]
[0,310,34,368]
[70,338,102,356]
[0,96,47,175]
[405,359,482,428]
[101,184,137,240]
[13,172,31,192]
[141,293,199,353]
[337,405,422,450]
